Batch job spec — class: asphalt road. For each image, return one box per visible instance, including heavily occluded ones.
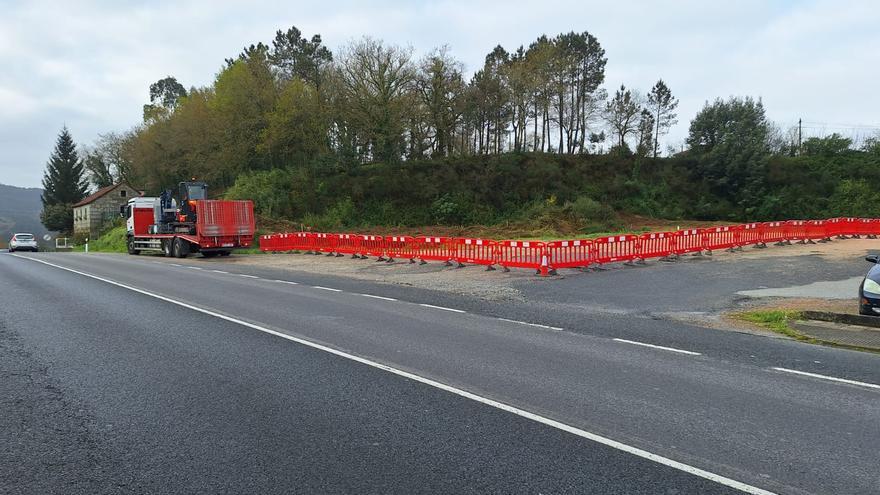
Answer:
[2,252,879,494]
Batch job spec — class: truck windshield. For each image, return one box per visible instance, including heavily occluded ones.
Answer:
[187,185,206,200]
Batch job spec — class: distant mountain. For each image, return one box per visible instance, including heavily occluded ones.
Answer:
[0,183,51,247]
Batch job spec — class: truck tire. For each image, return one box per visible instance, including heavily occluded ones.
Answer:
[162,239,173,257]
[127,236,140,255]
[172,237,189,258]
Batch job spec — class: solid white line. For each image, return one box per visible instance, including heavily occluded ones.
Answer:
[239,274,259,279]
[360,293,398,302]
[613,338,702,356]
[771,367,880,390]
[272,279,299,285]
[418,303,466,313]
[497,317,563,331]
[211,270,229,274]
[313,286,342,292]
[11,253,776,495]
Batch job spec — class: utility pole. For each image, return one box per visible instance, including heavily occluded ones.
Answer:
[798,118,802,155]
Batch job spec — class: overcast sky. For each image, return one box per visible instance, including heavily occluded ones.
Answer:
[1,0,878,188]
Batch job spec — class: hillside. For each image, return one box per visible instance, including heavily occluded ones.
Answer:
[0,183,51,245]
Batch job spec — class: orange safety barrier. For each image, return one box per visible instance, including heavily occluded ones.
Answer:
[455,238,498,267]
[592,235,639,264]
[637,232,675,260]
[259,216,880,276]
[546,239,593,268]
[497,240,548,274]
[416,236,456,264]
[674,229,704,255]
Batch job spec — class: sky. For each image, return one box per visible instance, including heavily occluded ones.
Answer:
[1,0,878,188]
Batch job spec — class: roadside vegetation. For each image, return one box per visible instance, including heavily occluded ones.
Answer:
[734,310,809,341]
[40,26,880,239]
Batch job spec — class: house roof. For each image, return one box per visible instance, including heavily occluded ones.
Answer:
[73,182,140,208]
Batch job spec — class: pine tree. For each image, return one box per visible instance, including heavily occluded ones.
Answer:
[40,127,89,232]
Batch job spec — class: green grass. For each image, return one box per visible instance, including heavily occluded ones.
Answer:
[76,225,127,253]
[735,310,810,340]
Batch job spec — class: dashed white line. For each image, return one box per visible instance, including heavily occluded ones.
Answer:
[771,367,880,390]
[497,317,563,331]
[418,303,466,313]
[11,253,777,495]
[272,279,299,285]
[613,338,702,356]
[169,263,181,267]
[313,286,342,292]
[211,270,229,274]
[359,293,398,301]
[239,274,259,279]
[188,266,203,270]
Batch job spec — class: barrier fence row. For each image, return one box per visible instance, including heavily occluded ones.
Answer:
[259,217,879,276]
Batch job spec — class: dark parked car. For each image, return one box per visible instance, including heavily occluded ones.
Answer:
[859,254,880,315]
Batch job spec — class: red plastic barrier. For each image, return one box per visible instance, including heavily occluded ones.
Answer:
[456,238,498,266]
[385,235,415,260]
[674,229,704,255]
[546,239,593,268]
[637,232,675,260]
[497,240,547,274]
[334,234,360,255]
[761,222,786,244]
[704,226,736,251]
[359,235,384,257]
[739,223,763,246]
[784,220,807,241]
[416,236,456,263]
[592,235,639,264]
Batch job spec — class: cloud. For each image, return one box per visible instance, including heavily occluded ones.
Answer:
[0,0,877,187]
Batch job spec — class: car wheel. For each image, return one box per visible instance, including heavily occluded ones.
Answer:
[8,248,13,253]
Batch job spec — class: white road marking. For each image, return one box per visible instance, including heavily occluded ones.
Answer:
[771,367,880,390]
[188,266,202,270]
[169,263,181,267]
[211,270,229,274]
[239,274,259,279]
[360,293,398,302]
[497,317,563,331]
[272,279,299,285]
[418,303,465,313]
[313,286,342,292]
[613,338,702,356]
[11,253,777,495]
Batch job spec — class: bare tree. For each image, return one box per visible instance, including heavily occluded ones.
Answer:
[604,85,641,151]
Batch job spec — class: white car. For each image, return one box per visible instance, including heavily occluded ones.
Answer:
[9,233,38,252]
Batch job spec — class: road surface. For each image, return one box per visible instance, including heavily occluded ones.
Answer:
[1,251,878,494]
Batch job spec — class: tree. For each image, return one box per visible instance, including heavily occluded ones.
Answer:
[416,47,465,157]
[687,96,770,207]
[268,26,333,87]
[604,85,641,150]
[84,152,114,188]
[143,76,187,122]
[646,79,678,158]
[336,37,417,163]
[801,133,853,156]
[636,109,655,158]
[41,127,89,232]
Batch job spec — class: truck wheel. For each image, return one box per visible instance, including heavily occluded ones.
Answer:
[172,238,189,258]
[162,239,173,257]
[127,236,140,255]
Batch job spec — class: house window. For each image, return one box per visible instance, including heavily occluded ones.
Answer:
[120,190,126,197]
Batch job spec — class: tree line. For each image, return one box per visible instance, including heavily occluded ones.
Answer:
[41,25,880,235]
